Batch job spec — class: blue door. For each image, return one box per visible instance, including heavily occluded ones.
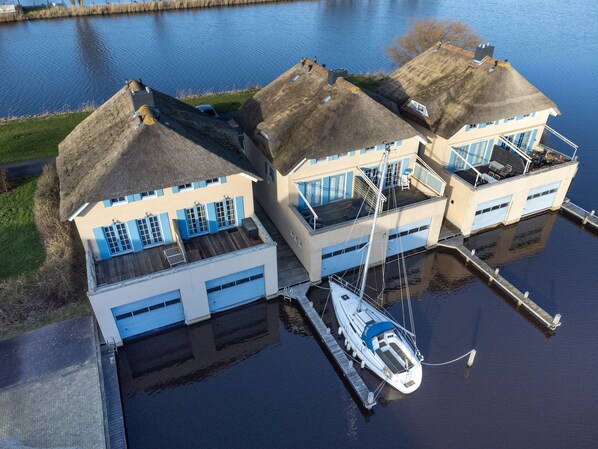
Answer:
[206,266,265,313]
[522,182,561,216]
[321,236,369,276]
[387,219,431,257]
[112,290,184,340]
[328,174,346,202]
[472,195,512,231]
[305,179,323,206]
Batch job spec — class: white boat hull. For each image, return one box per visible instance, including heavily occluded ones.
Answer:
[330,281,423,395]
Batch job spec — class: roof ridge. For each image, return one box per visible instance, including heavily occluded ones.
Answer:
[437,42,511,67]
[301,57,329,77]
[335,77,360,94]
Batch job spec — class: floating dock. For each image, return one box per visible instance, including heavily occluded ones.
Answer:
[561,199,598,232]
[437,236,562,331]
[282,282,377,410]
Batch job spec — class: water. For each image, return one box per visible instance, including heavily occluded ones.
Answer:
[118,212,598,448]
[3,1,596,446]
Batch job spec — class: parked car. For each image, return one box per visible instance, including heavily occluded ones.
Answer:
[196,104,219,119]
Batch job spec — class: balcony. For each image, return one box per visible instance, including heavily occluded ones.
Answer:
[86,216,270,289]
[293,156,446,232]
[452,126,578,188]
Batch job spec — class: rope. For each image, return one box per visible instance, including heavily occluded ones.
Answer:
[422,350,475,366]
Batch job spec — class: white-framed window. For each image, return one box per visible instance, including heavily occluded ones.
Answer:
[103,222,132,255]
[178,183,193,191]
[185,204,209,236]
[140,190,157,199]
[407,100,428,117]
[110,197,127,206]
[136,215,163,247]
[215,198,236,229]
[205,178,221,186]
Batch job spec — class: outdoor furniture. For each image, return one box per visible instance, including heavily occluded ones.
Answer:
[481,173,498,184]
[242,218,259,239]
[499,163,512,177]
[164,246,185,267]
[400,174,410,190]
[488,160,505,174]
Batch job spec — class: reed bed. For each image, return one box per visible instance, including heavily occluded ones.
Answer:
[0,0,310,23]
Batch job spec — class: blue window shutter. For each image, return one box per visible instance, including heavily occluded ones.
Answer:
[346,171,353,198]
[298,183,306,210]
[103,200,112,208]
[516,115,523,120]
[529,129,538,152]
[310,159,317,165]
[126,195,136,203]
[348,151,355,157]
[199,180,207,188]
[329,155,338,161]
[175,209,189,239]
[132,193,142,201]
[466,124,471,131]
[159,213,173,243]
[531,112,536,118]
[235,197,245,225]
[127,219,143,252]
[172,186,180,194]
[479,122,486,129]
[396,140,402,146]
[220,176,227,184]
[360,149,366,154]
[207,203,219,233]
[322,176,331,205]
[156,189,164,197]
[448,151,456,172]
[93,227,111,260]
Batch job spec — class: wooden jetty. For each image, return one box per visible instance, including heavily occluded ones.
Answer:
[283,282,377,410]
[561,198,598,232]
[437,236,562,331]
[98,343,127,449]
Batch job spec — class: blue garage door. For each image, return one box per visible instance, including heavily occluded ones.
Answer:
[321,236,368,276]
[387,218,431,257]
[112,290,184,340]
[522,182,561,216]
[206,266,265,313]
[472,195,512,232]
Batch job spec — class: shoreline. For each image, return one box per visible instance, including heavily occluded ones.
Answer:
[0,0,313,24]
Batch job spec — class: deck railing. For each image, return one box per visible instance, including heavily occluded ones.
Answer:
[84,240,98,292]
[412,155,446,196]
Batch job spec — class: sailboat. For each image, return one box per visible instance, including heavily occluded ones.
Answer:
[330,147,423,394]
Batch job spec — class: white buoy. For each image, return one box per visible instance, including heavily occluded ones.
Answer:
[367,392,375,404]
[338,327,343,336]
[494,268,500,276]
[524,291,529,299]
[467,350,477,367]
[347,343,352,351]
[352,350,357,358]
[349,360,353,369]
[344,338,348,347]
[326,327,331,334]
[471,249,476,256]
[553,314,561,326]
[361,360,366,369]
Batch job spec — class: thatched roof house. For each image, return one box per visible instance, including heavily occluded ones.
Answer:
[57,81,258,221]
[376,43,559,139]
[235,58,419,176]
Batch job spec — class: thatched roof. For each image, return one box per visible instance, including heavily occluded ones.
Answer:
[235,59,419,176]
[376,43,559,139]
[57,82,258,221]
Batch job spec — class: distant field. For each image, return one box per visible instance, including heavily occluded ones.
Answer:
[0,178,45,281]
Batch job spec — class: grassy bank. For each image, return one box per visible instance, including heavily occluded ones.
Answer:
[0,0,309,23]
[0,178,45,280]
[0,165,90,340]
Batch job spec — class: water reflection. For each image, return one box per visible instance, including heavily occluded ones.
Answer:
[118,300,280,396]
[74,18,115,87]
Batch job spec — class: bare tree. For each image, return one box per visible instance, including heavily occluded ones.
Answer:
[387,19,481,67]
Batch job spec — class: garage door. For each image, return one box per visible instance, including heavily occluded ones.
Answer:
[472,195,512,232]
[206,266,265,313]
[321,236,368,276]
[387,218,431,257]
[112,290,184,340]
[522,182,560,216]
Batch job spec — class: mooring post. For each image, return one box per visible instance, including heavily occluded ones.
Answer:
[467,350,477,367]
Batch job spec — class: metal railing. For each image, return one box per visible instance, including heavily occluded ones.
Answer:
[498,135,532,174]
[449,145,484,187]
[356,167,388,204]
[545,125,578,160]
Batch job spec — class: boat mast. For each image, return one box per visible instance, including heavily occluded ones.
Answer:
[357,144,390,310]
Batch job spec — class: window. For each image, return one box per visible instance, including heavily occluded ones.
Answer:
[185,204,208,236]
[328,174,346,202]
[215,198,236,229]
[136,215,163,247]
[322,242,367,260]
[389,224,430,240]
[362,166,380,185]
[504,117,515,123]
[140,191,157,199]
[178,183,193,191]
[110,197,127,205]
[304,179,323,206]
[264,161,275,182]
[103,223,132,255]
[468,123,478,130]
[206,272,264,294]
[407,100,428,117]
[475,202,510,216]
[321,95,332,105]
[205,178,221,186]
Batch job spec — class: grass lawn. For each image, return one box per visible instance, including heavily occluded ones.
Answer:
[0,178,45,281]
[347,74,383,91]
[0,111,91,165]
[182,89,260,113]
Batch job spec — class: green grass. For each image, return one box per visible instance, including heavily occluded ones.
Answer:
[0,111,92,164]
[0,178,45,281]
[182,89,260,113]
[347,74,383,91]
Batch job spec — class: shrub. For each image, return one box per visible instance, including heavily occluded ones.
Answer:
[0,169,11,195]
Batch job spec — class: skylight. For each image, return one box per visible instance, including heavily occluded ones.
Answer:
[321,95,332,105]
[407,100,428,117]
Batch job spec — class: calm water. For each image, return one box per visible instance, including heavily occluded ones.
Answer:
[3,1,596,447]
[118,212,598,449]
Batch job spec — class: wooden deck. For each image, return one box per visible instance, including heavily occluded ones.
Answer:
[561,199,598,232]
[254,202,309,289]
[437,237,562,331]
[308,186,429,229]
[283,282,376,410]
[95,226,263,286]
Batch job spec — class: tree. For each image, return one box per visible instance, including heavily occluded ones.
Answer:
[0,169,12,195]
[387,19,481,67]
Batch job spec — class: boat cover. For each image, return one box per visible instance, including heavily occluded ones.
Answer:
[361,321,395,351]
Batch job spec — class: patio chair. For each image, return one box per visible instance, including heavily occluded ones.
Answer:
[400,174,410,190]
[499,164,512,177]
